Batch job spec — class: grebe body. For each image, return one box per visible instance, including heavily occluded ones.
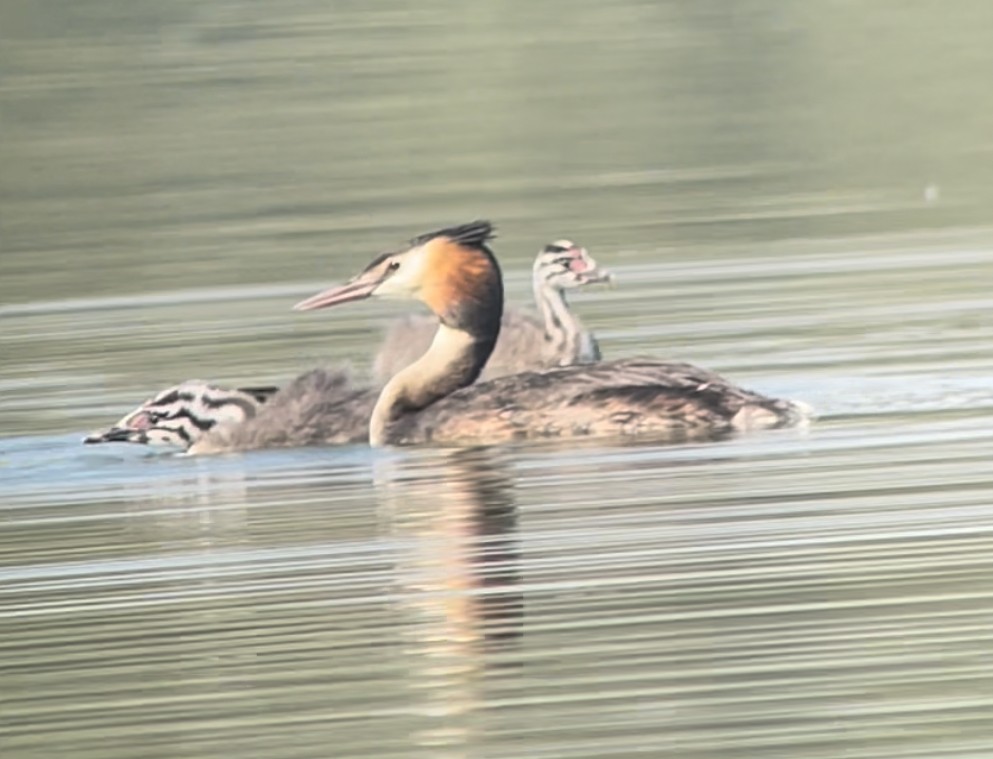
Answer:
[294,221,810,448]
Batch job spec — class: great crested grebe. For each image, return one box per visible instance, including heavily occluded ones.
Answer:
[373,241,610,384]
[294,221,811,447]
[85,369,375,453]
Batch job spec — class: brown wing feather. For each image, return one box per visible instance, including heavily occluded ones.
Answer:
[385,358,805,446]
[191,368,375,453]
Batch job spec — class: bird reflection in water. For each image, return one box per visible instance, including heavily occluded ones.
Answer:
[373,447,522,752]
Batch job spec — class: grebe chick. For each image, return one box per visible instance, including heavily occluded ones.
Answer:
[294,221,811,448]
[85,369,375,454]
[373,241,611,384]
[84,381,278,449]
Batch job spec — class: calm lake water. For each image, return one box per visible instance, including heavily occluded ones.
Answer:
[3,1,993,757]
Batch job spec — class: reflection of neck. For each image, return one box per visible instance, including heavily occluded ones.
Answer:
[386,449,521,743]
[534,277,581,360]
[371,324,495,446]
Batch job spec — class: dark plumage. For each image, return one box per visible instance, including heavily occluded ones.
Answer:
[409,220,496,251]
[381,358,808,446]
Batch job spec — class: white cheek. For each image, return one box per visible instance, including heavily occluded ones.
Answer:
[373,279,409,299]
[375,261,424,298]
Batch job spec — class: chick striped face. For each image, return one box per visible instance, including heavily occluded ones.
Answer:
[533,241,612,290]
[84,382,274,450]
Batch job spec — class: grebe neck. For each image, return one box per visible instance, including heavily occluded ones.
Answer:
[371,257,503,446]
[533,278,582,360]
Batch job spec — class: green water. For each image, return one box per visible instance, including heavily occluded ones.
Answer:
[3,1,993,757]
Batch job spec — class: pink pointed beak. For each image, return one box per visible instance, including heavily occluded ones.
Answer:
[293,274,381,311]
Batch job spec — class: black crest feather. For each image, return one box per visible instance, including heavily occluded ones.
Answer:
[411,220,495,250]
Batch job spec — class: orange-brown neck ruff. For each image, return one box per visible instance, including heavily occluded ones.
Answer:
[410,220,503,335]
[420,239,501,324]
[416,234,504,379]
[371,228,504,445]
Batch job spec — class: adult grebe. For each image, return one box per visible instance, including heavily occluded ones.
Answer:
[373,241,611,384]
[294,221,811,447]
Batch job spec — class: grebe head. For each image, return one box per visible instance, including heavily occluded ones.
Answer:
[534,240,613,290]
[294,220,502,332]
[296,221,505,446]
[83,381,273,449]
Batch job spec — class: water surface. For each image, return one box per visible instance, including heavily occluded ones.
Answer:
[3,1,993,757]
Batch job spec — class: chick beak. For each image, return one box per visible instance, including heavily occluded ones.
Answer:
[571,247,614,287]
[83,427,137,444]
